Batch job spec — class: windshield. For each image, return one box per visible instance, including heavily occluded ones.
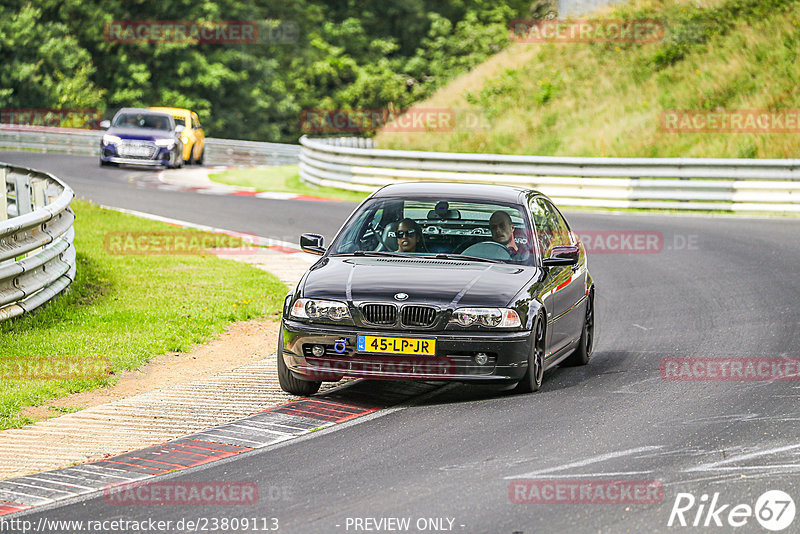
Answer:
[329,197,535,265]
[112,113,172,131]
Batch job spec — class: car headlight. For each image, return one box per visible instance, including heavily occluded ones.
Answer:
[102,134,121,145]
[451,307,521,328]
[181,136,189,143]
[155,139,176,148]
[290,298,351,321]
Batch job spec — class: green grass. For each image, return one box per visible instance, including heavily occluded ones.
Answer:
[208,165,370,202]
[376,0,800,159]
[0,200,288,430]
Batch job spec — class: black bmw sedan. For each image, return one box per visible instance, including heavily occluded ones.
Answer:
[278,183,594,395]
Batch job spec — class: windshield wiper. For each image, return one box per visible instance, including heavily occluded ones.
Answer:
[334,251,407,258]
[420,253,502,264]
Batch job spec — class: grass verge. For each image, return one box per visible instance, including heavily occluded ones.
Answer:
[0,200,288,430]
[208,165,370,202]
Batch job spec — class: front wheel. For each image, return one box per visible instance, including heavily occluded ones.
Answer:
[277,330,321,396]
[196,147,204,166]
[515,313,545,393]
[562,292,594,367]
[170,153,183,169]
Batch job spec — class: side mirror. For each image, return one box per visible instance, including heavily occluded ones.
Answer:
[300,233,325,255]
[175,124,185,134]
[99,120,111,129]
[542,245,579,266]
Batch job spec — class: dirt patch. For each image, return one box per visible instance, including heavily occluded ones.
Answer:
[21,318,280,422]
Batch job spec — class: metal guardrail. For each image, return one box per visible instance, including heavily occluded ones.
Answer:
[202,136,299,166]
[1,163,76,322]
[4,125,798,212]
[299,136,800,212]
[0,125,300,167]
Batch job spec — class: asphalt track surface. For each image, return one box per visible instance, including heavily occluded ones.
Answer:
[3,151,800,533]
[0,151,352,244]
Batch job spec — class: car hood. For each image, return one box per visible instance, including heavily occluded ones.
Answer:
[105,127,175,141]
[301,256,539,308]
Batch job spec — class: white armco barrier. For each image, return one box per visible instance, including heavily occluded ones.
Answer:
[0,125,300,167]
[299,136,800,212]
[0,163,75,322]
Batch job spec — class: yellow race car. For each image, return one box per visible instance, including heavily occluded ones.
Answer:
[149,107,206,165]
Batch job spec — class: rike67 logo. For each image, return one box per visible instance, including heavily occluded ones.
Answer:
[668,490,795,531]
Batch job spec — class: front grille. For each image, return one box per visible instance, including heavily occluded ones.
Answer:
[361,304,397,325]
[117,141,158,159]
[401,305,437,327]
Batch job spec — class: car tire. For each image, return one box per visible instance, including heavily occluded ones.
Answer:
[196,148,204,166]
[562,291,594,367]
[170,153,183,169]
[99,159,108,166]
[514,313,545,393]
[277,329,322,396]
[187,144,195,165]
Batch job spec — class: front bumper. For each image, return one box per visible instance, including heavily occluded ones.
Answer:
[100,144,175,166]
[103,156,168,166]
[281,319,532,382]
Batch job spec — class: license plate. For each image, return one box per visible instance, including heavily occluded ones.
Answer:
[357,335,436,356]
[120,145,152,157]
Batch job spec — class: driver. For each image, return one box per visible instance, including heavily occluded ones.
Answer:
[489,211,520,254]
[395,218,422,253]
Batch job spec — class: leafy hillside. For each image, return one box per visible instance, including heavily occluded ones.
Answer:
[376,0,800,158]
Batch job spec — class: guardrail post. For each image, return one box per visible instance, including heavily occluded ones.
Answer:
[14,174,32,215]
[0,167,7,221]
[46,183,60,205]
[32,180,46,209]
[30,180,48,255]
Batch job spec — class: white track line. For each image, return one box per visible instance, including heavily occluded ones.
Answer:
[504,445,662,479]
